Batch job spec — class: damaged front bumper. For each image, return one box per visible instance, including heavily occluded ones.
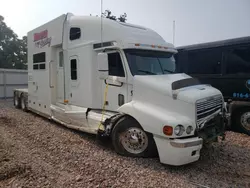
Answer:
[196,112,226,143]
[154,136,203,166]
[154,112,226,166]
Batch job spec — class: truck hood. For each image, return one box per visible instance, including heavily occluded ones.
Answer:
[133,74,222,104]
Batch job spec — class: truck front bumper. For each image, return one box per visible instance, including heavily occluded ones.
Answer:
[154,136,203,166]
[196,112,226,143]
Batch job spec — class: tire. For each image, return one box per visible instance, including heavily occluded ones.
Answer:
[111,116,158,158]
[14,92,20,109]
[20,94,28,112]
[233,108,250,136]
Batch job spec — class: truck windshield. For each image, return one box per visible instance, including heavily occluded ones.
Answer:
[124,49,176,75]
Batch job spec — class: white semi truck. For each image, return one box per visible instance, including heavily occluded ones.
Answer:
[13,13,226,166]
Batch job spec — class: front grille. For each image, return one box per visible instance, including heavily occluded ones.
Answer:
[196,95,223,127]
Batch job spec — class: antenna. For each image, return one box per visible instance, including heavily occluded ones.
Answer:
[173,20,175,45]
[101,0,103,47]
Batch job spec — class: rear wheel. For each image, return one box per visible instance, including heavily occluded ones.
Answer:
[233,108,250,136]
[111,116,158,158]
[20,94,27,111]
[14,92,20,109]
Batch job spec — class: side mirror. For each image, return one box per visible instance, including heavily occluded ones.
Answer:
[97,53,109,80]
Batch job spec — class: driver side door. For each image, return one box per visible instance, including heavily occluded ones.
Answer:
[101,51,128,111]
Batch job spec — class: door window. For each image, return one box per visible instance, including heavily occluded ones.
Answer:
[108,52,125,77]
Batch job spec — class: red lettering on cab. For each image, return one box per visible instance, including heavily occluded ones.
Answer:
[34,30,48,42]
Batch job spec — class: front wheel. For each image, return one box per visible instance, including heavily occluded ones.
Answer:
[111,116,158,158]
[234,108,250,136]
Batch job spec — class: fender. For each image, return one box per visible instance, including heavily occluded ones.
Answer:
[229,100,250,114]
[118,100,196,138]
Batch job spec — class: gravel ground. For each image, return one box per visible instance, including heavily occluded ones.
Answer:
[0,100,250,188]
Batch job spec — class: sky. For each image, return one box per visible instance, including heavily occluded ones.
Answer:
[0,0,249,47]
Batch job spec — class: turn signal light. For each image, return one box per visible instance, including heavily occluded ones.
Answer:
[163,126,173,136]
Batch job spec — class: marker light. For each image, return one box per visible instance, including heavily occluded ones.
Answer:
[163,126,173,136]
[134,43,171,50]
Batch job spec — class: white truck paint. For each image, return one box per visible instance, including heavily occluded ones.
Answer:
[14,13,226,166]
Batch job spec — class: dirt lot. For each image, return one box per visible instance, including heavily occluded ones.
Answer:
[0,100,250,188]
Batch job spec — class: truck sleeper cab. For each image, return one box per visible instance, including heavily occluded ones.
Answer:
[13,13,225,166]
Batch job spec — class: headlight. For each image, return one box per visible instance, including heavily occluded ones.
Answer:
[174,125,185,136]
[186,126,194,134]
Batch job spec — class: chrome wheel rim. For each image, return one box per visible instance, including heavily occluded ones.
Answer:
[120,127,148,154]
[240,112,250,131]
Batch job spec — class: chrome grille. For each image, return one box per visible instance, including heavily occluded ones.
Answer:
[196,95,223,127]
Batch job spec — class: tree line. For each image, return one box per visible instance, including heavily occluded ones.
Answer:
[0,16,27,69]
[0,10,127,69]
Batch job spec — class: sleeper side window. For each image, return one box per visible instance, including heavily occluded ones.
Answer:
[70,27,81,40]
[108,52,125,77]
[225,46,250,74]
[33,52,46,70]
[70,59,77,80]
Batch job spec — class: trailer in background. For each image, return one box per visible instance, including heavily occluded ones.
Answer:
[175,36,250,135]
[0,69,27,99]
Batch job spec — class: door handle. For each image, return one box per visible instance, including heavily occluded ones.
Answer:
[104,80,123,87]
[70,93,72,97]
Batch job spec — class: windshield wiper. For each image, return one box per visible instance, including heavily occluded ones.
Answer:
[164,69,175,73]
[138,69,156,75]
